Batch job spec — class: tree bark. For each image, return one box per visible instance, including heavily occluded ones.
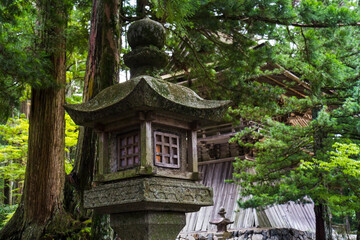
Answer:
[314,203,333,240]
[73,0,120,197]
[71,0,120,239]
[24,0,67,225]
[20,100,31,119]
[0,0,68,239]
[136,0,148,17]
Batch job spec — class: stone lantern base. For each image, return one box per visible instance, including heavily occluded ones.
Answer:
[110,211,186,240]
[84,177,213,213]
[84,177,213,239]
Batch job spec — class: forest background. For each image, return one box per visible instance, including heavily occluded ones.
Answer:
[0,0,359,239]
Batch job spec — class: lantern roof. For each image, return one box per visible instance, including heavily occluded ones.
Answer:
[64,75,230,127]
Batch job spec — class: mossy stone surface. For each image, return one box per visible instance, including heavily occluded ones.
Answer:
[84,177,213,214]
[127,17,165,50]
[123,46,168,77]
[64,76,230,127]
[110,211,185,240]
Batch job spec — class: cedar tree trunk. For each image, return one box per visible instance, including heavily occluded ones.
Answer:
[73,0,120,196]
[71,0,120,239]
[0,0,68,239]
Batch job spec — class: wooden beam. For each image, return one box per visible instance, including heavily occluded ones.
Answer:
[274,63,311,91]
[264,75,307,98]
[198,157,236,166]
[153,114,191,130]
[198,155,255,165]
[198,132,236,144]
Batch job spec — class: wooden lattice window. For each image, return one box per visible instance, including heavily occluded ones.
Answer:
[118,132,140,170]
[154,131,180,168]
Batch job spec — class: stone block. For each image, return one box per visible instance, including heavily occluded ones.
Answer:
[252,233,264,240]
[84,177,213,214]
[111,211,185,240]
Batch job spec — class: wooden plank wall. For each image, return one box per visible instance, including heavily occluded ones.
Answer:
[181,161,316,234]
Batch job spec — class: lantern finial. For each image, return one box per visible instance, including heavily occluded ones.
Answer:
[124,17,168,77]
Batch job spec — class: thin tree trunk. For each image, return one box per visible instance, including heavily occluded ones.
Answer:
[315,203,332,240]
[12,180,23,204]
[136,0,148,17]
[356,211,360,240]
[20,101,31,119]
[3,179,12,205]
[0,0,68,239]
[312,108,333,240]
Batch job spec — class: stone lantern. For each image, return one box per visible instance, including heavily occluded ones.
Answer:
[64,17,230,240]
[210,207,234,232]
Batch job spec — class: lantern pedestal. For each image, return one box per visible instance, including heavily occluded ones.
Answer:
[84,177,213,240]
[84,177,213,213]
[110,211,185,240]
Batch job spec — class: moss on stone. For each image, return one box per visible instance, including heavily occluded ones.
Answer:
[64,76,230,126]
[127,17,165,50]
[123,46,168,77]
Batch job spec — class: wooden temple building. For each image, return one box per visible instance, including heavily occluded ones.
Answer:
[161,63,316,235]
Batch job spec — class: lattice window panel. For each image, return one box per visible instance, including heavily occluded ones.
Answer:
[154,131,180,168]
[118,132,140,170]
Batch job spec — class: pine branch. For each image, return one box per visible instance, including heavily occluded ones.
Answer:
[166,26,233,91]
[300,27,311,64]
[214,15,360,28]
[339,50,360,59]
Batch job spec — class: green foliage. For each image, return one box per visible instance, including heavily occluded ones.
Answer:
[65,112,79,174]
[0,0,90,123]
[151,0,201,24]
[65,0,91,101]
[65,113,79,151]
[0,1,55,122]
[42,211,91,240]
[301,143,360,215]
[231,118,314,208]
[0,204,17,229]
[0,115,28,184]
[0,112,78,189]
[0,113,78,231]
